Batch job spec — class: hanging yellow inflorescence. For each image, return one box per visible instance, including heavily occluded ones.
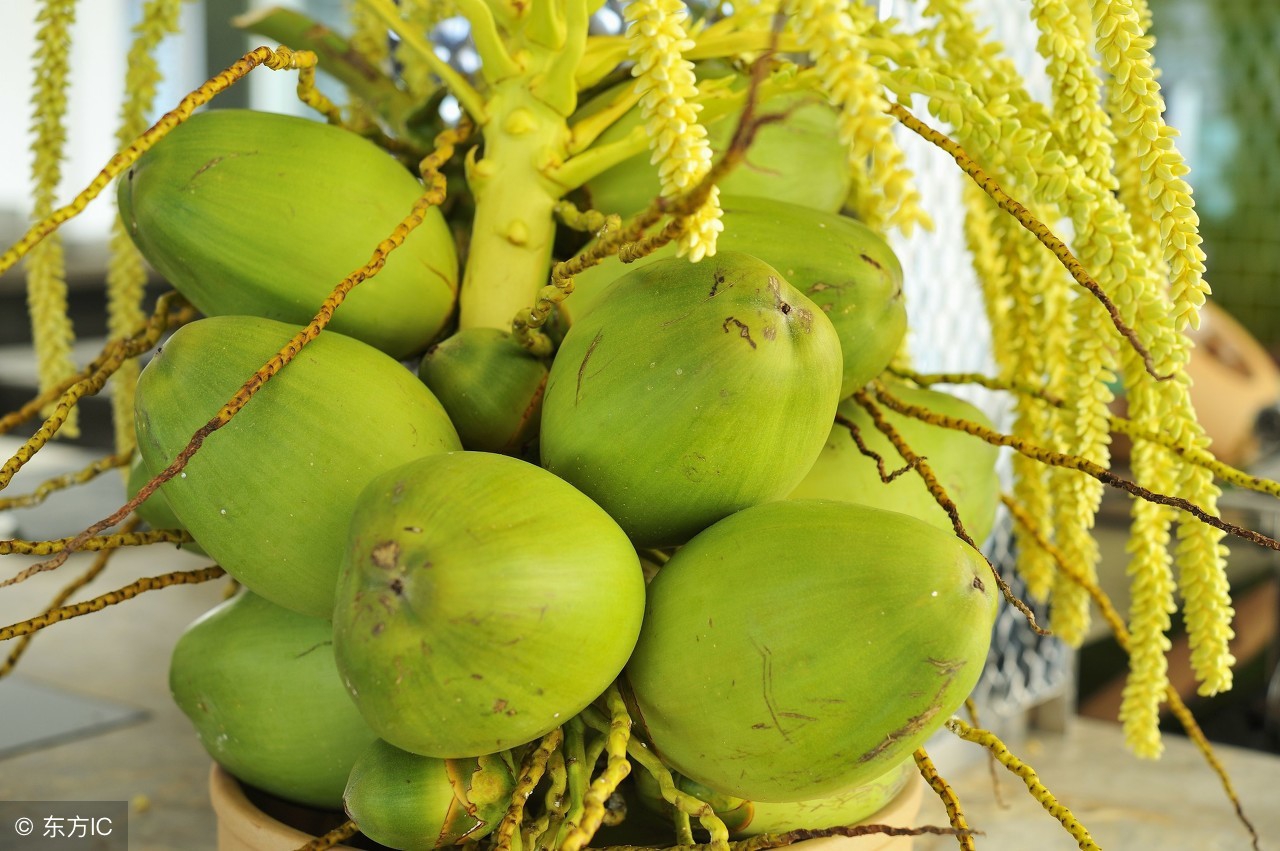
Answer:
[866,0,1227,753]
[26,0,80,439]
[1009,224,1069,606]
[1030,0,1116,189]
[792,0,928,235]
[624,0,723,261]
[1097,0,1236,703]
[1093,0,1207,331]
[106,0,184,461]
[1086,0,1233,744]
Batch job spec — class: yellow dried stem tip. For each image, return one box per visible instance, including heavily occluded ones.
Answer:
[913,747,974,851]
[946,717,1100,851]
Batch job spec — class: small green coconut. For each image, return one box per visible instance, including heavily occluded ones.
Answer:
[169,591,377,809]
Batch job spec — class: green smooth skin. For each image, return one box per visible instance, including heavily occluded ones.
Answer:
[625,500,998,802]
[134,316,461,618]
[169,591,377,809]
[633,755,914,837]
[417,327,549,455]
[790,382,1000,544]
[580,79,850,218]
[126,455,206,557]
[540,252,843,547]
[118,109,457,359]
[333,451,645,758]
[561,196,906,398]
[344,740,516,851]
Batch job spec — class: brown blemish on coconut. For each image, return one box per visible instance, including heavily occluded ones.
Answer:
[389,578,405,596]
[722,317,756,349]
[576,330,604,405]
[709,269,728,297]
[858,657,966,764]
[371,541,401,570]
[972,575,986,593]
[492,699,508,714]
[295,641,332,659]
[860,253,882,270]
[754,640,793,744]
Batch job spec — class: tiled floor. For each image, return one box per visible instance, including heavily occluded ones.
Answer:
[1,435,226,849]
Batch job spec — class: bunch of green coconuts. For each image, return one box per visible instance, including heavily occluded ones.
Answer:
[121,95,1002,850]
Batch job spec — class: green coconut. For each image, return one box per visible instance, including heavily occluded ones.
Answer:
[332,451,645,757]
[580,72,850,217]
[169,591,377,809]
[540,252,842,547]
[134,315,461,618]
[344,740,517,850]
[118,109,457,359]
[561,196,905,398]
[790,382,1001,544]
[418,327,548,455]
[625,499,998,802]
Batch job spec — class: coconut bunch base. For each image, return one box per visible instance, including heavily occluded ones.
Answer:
[209,764,927,851]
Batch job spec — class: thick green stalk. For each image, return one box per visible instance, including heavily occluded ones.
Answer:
[459,81,572,330]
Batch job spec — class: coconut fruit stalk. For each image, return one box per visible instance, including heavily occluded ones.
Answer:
[344,739,518,850]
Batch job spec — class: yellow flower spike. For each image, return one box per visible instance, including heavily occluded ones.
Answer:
[1119,494,1177,759]
[624,0,722,260]
[1008,228,1070,604]
[26,0,80,439]
[963,183,1013,370]
[730,0,781,32]
[106,0,184,461]
[791,0,926,233]
[1118,358,1181,756]
[1177,498,1235,696]
[1167,393,1235,695]
[1092,0,1208,331]
[1029,0,1117,190]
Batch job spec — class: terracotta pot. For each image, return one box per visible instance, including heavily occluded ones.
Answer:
[210,763,926,851]
[210,764,360,851]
